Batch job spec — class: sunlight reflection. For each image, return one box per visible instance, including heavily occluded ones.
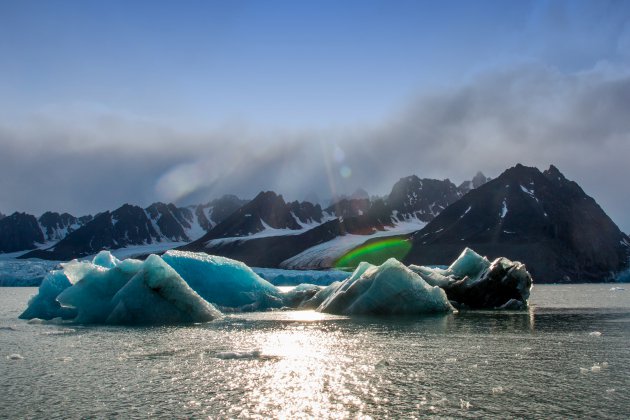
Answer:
[284,310,331,322]
[248,325,363,418]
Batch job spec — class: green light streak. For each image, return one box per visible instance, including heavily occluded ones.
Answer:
[335,238,412,269]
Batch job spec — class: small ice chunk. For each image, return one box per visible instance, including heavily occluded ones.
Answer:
[589,331,602,337]
[492,386,504,394]
[606,388,615,393]
[216,350,263,360]
[602,362,608,368]
[7,354,23,360]
[460,399,472,410]
[580,367,589,374]
[591,364,601,372]
[445,357,457,363]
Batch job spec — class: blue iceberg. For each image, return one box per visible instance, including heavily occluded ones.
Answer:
[161,250,283,311]
[317,258,455,315]
[20,252,221,324]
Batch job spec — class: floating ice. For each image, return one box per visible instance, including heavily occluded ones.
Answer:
[254,267,349,286]
[410,248,533,309]
[589,331,602,337]
[161,250,283,311]
[57,259,143,324]
[20,248,533,324]
[298,281,343,309]
[216,350,264,360]
[19,269,76,320]
[280,283,321,308]
[105,255,221,325]
[460,399,472,410]
[317,258,455,315]
[492,386,504,394]
[6,354,23,360]
[21,251,221,325]
[591,364,602,372]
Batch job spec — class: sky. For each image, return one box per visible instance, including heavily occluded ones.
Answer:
[1,0,629,232]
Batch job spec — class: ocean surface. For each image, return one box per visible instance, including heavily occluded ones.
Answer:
[1,284,628,419]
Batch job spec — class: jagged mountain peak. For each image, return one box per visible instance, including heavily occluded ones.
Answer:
[406,163,628,281]
[388,176,461,222]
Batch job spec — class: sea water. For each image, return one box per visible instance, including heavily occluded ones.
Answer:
[1,285,628,418]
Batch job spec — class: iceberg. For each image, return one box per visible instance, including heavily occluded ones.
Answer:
[317,258,455,315]
[19,269,76,320]
[105,255,221,325]
[20,252,221,325]
[161,250,283,311]
[56,258,143,324]
[253,267,349,286]
[409,248,532,309]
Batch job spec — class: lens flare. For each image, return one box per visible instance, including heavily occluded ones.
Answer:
[335,237,412,269]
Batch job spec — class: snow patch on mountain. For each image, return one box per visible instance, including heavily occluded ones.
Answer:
[280,217,426,269]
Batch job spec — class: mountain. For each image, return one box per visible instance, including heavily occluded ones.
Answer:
[404,164,630,282]
[4,194,250,258]
[202,194,251,226]
[39,211,92,242]
[189,191,323,242]
[181,198,397,268]
[6,170,499,269]
[21,199,230,260]
[0,212,5,220]
[387,176,465,222]
[0,212,45,253]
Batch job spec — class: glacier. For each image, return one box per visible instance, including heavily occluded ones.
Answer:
[19,248,532,325]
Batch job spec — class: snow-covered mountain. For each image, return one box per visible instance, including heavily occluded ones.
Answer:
[22,200,223,260]
[39,212,93,242]
[4,171,491,263]
[181,174,486,268]
[404,164,630,282]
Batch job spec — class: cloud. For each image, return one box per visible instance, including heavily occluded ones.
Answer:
[1,61,629,233]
